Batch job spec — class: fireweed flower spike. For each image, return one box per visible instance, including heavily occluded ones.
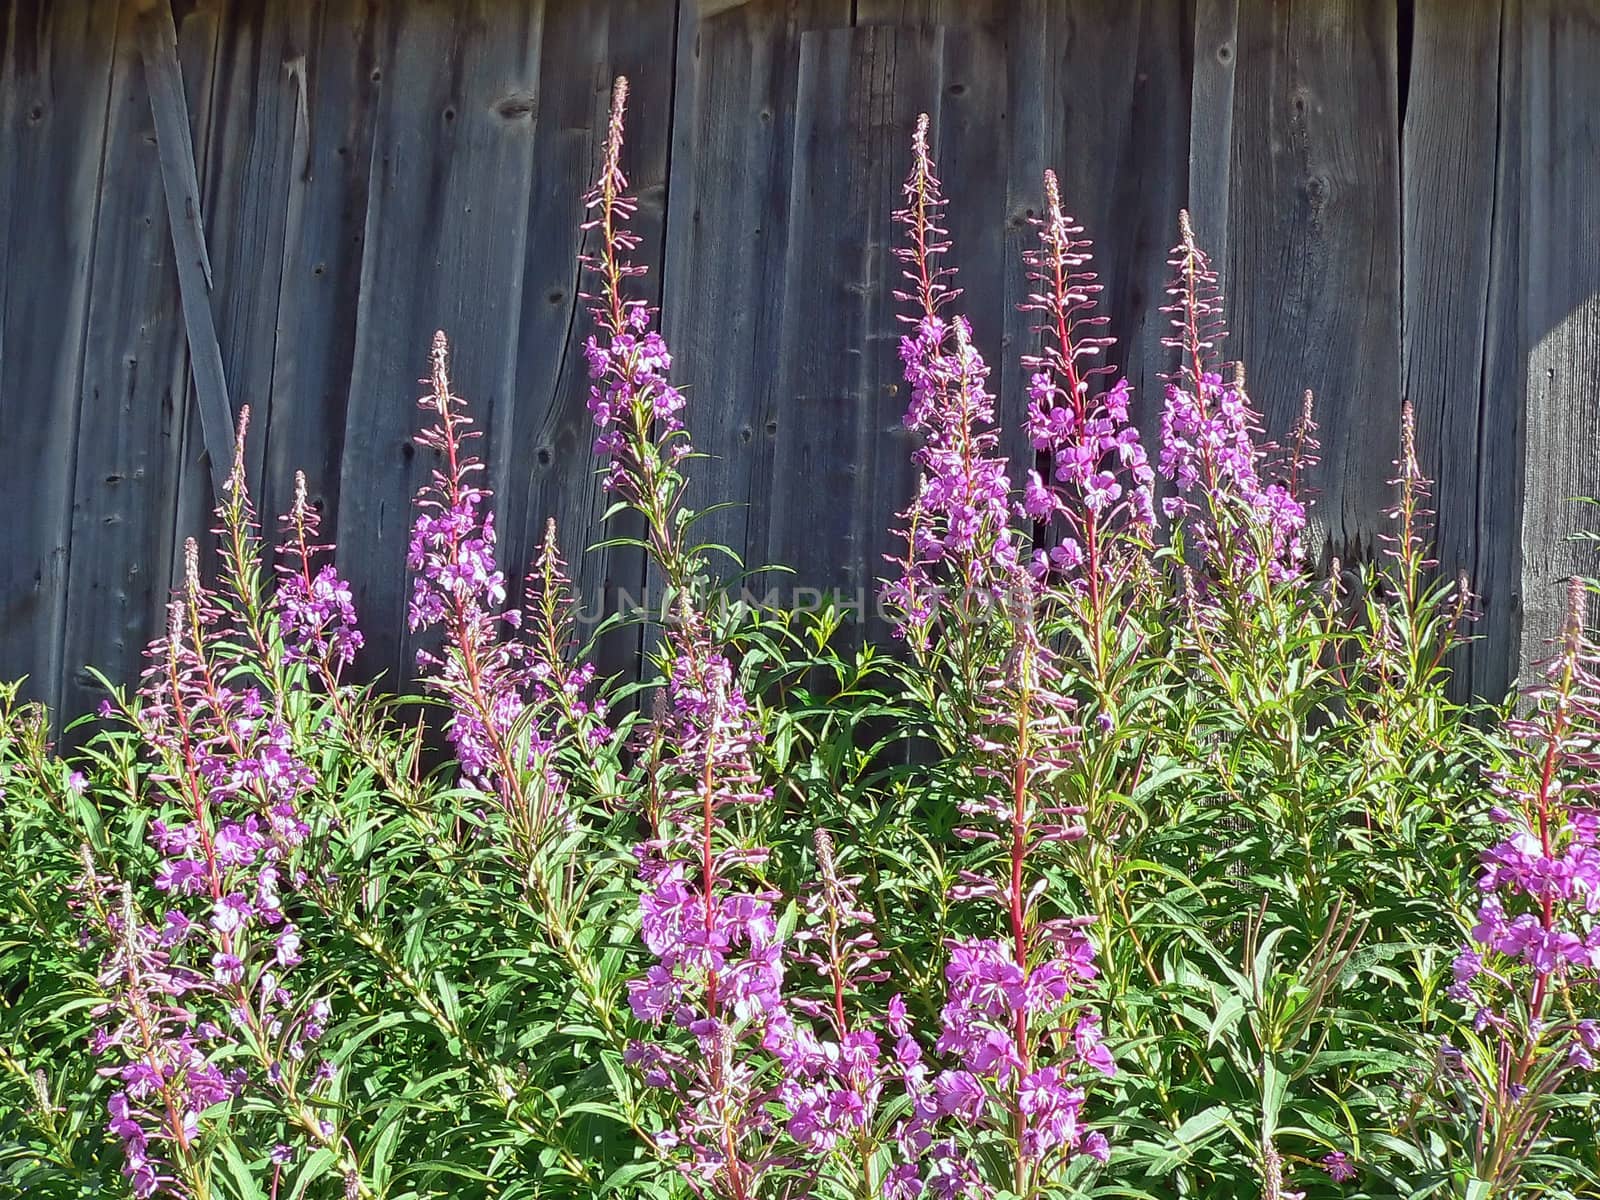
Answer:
[585,78,783,1195]
[523,518,610,756]
[92,515,352,1195]
[1019,170,1153,596]
[79,863,215,1200]
[276,470,364,675]
[407,332,573,840]
[886,112,1018,641]
[1366,400,1476,684]
[763,828,894,1188]
[1284,389,1321,511]
[1448,578,1600,1189]
[888,584,1114,1197]
[214,407,282,677]
[622,599,788,1194]
[1157,213,1307,587]
[1382,400,1440,613]
[581,76,698,595]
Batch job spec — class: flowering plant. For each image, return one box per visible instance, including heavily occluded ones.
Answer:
[2,76,1598,1200]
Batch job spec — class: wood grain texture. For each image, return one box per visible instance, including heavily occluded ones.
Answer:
[1189,0,1238,297]
[162,0,225,587]
[499,0,677,686]
[763,25,942,633]
[260,0,382,551]
[6,0,1598,712]
[1478,0,1528,693]
[1518,0,1600,668]
[1403,0,1523,701]
[1224,0,1402,573]
[661,0,849,585]
[171,0,308,536]
[137,0,234,503]
[58,0,205,722]
[337,0,542,682]
[0,1,118,713]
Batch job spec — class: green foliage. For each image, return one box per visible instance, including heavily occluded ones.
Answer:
[4,85,1599,1200]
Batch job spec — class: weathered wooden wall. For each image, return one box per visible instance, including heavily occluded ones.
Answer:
[2,0,1597,721]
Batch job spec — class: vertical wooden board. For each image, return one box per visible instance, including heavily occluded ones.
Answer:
[923,25,1011,471]
[660,0,849,587]
[1402,0,1521,701]
[57,0,197,721]
[1224,0,1402,570]
[1475,0,1525,696]
[0,1,117,711]
[501,0,677,686]
[764,25,944,632]
[1189,0,1238,298]
[166,0,306,570]
[1001,0,1191,476]
[337,0,543,682]
[261,0,382,553]
[1519,0,1600,668]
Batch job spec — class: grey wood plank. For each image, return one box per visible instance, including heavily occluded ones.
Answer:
[1474,0,1526,698]
[0,1,119,715]
[1402,0,1521,702]
[660,0,850,590]
[1518,0,1600,672]
[764,25,944,635]
[136,0,233,500]
[337,0,543,684]
[1189,0,1239,299]
[162,0,307,568]
[260,0,383,555]
[163,0,225,590]
[57,0,201,722]
[852,0,1004,26]
[500,0,677,687]
[1222,0,1402,573]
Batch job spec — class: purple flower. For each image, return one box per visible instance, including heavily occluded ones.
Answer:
[209,893,253,936]
[92,411,349,1191]
[1019,175,1154,593]
[1322,1151,1357,1182]
[581,80,789,1193]
[404,335,580,836]
[1156,218,1312,586]
[275,470,365,673]
[933,1070,986,1123]
[885,114,1018,640]
[628,964,680,1025]
[274,926,303,969]
[1449,579,1600,1161]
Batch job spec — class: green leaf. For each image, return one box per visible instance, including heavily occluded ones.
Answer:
[218,1139,268,1200]
[286,1148,339,1200]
